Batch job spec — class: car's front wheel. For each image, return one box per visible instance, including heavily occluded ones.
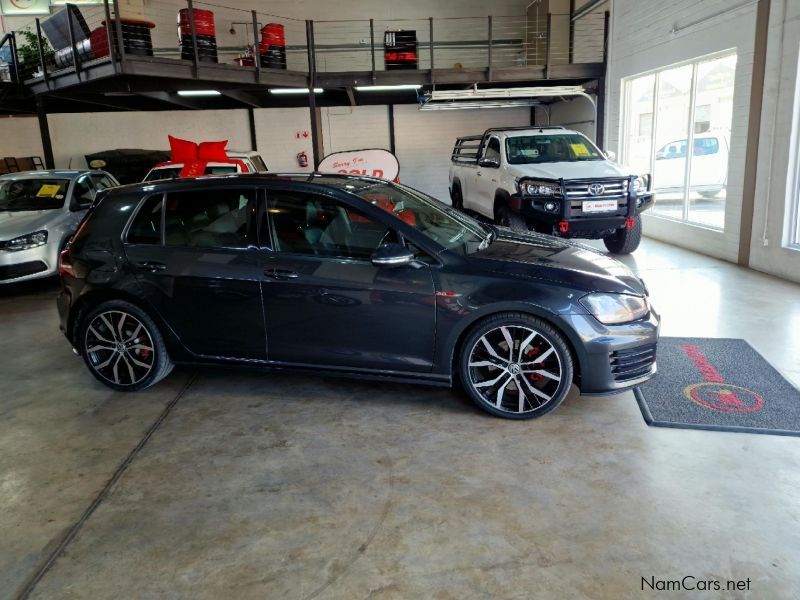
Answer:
[603,215,642,254]
[79,300,173,391]
[496,205,528,232]
[459,313,574,419]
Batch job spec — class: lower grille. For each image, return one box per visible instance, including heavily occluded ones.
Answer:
[610,344,657,382]
[0,261,48,281]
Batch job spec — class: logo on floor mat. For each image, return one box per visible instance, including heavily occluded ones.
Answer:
[679,344,764,413]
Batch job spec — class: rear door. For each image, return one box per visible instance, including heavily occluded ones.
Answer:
[124,186,266,359]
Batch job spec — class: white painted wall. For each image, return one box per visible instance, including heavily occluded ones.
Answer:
[0,115,42,159]
[46,109,251,169]
[546,95,597,141]
[748,0,800,283]
[605,0,757,264]
[252,107,314,172]
[321,105,391,156]
[394,105,530,201]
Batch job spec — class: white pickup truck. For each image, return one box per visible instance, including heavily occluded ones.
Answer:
[448,126,655,254]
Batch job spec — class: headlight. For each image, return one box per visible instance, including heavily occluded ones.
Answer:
[521,180,560,196]
[633,175,649,193]
[580,293,649,325]
[2,230,48,252]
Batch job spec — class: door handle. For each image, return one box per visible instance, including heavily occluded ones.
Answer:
[476,172,482,177]
[264,268,300,280]
[136,261,166,272]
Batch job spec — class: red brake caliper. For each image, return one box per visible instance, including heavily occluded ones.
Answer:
[526,346,543,381]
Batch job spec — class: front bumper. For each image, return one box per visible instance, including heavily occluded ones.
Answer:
[0,244,54,284]
[557,305,660,395]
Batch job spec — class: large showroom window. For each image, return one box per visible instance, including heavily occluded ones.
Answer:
[622,52,737,230]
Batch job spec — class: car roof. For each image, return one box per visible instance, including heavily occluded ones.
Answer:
[112,172,390,195]
[0,169,98,180]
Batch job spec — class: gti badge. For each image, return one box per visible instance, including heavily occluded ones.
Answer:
[588,183,605,196]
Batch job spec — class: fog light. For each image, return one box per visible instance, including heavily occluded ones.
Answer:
[544,201,560,212]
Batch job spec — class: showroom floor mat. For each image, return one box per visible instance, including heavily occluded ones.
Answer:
[634,337,800,436]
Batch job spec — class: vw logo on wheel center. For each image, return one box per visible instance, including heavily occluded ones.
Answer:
[588,183,605,196]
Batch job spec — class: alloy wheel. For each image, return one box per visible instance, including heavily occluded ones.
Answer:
[467,325,563,415]
[84,310,155,386]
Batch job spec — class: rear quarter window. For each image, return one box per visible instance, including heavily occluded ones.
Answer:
[127,195,164,245]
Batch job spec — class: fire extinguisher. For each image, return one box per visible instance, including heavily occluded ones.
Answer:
[297,151,308,168]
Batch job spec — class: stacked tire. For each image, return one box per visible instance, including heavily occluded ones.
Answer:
[178,9,218,63]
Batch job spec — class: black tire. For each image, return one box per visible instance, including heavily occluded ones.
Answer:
[458,312,574,420]
[496,205,528,232]
[451,185,464,210]
[603,215,642,254]
[78,300,173,391]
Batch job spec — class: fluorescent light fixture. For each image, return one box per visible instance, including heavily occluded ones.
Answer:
[269,88,324,94]
[177,90,221,97]
[355,84,422,92]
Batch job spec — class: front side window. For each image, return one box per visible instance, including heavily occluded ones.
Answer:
[351,181,489,255]
[505,133,604,164]
[164,189,253,248]
[72,176,95,209]
[267,191,392,260]
[0,178,70,211]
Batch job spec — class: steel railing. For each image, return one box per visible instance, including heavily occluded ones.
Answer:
[0,0,608,85]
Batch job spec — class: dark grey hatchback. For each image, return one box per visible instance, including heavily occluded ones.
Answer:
[57,173,659,419]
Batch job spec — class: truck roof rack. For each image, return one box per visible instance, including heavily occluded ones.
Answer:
[483,126,567,135]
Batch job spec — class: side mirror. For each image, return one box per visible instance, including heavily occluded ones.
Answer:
[371,243,415,268]
[478,157,500,168]
[604,150,617,161]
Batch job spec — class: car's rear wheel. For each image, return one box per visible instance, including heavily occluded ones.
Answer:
[459,313,574,419]
[496,205,528,232]
[603,215,642,254]
[79,300,173,391]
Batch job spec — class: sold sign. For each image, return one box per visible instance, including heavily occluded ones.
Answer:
[318,149,400,182]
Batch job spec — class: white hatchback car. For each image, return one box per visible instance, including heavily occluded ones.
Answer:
[0,170,118,284]
[142,150,268,182]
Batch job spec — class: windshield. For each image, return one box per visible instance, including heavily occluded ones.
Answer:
[506,133,604,164]
[351,181,491,255]
[0,178,70,211]
[144,165,238,182]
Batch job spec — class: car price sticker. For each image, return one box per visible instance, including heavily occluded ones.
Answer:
[36,184,62,198]
[570,143,591,158]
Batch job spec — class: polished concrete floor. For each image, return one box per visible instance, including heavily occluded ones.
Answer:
[1,238,799,599]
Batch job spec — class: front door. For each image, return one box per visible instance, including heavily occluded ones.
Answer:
[124,187,266,359]
[259,188,436,372]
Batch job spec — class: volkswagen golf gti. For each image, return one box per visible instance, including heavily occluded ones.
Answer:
[57,173,659,419]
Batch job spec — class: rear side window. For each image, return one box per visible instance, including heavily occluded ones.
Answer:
[164,188,254,248]
[251,155,268,172]
[127,195,163,245]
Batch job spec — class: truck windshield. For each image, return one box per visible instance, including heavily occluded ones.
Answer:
[0,178,70,211]
[351,181,491,255]
[506,134,604,164]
